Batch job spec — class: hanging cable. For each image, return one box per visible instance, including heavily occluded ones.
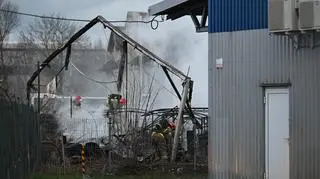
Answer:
[70,61,117,84]
[101,28,177,99]
[0,9,164,30]
[69,61,114,93]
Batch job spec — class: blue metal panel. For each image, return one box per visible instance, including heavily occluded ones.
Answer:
[208,0,268,33]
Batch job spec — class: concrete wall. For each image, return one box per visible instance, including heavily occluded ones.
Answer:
[208,29,320,179]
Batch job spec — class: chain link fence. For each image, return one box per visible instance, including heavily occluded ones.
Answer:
[0,98,41,179]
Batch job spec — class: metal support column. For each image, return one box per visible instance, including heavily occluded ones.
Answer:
[61,134,66,174]
[170,79,190,163]
[108,111,113,173]
[70,96,73,118]
[37,61,40,114]
[193,124,197,170]
[123,41,128,122]
[37,61,41,166]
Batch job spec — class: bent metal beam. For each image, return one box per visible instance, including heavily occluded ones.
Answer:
[26,15,199,162]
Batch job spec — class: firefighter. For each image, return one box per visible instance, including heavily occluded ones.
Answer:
[74,96,82,107]
[163,120,175,159]
[151,118,175,161]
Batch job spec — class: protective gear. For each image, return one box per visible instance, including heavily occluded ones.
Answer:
[163,126,173,158]
[151,132,167,161]
[151,118,173,161]
[168,122,176,129]
[119,97,127,105]
[159,118,169,129]
[74,96,82,107]
[152,124,162,132]
[108,94,122,109]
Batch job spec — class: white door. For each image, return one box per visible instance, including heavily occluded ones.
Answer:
[265,88,290,179]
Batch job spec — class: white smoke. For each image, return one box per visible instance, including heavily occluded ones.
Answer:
[56,98,108,142]
[18,0,208,141]
[124,13,208,107]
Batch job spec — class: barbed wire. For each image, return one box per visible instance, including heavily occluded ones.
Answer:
[0,9,164,30]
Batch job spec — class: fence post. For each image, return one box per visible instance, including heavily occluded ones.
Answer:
[61,134,66,174]
[108,111,113,174]
[193,124,197,170]
[81,144,86,178]
[1,97,43,178]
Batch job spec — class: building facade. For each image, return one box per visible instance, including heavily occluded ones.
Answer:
[148,0,320,178]
[208,0,320,179]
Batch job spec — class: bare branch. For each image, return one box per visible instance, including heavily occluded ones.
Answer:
[149,88,161,110]
[0,1,19,90]
[0,1,19,42]
[19,13,91,58]
[17,13,92,111]
[0,84,12,103]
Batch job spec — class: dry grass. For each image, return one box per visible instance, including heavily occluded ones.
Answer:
[30,165,207,179]
[30,172,207,179]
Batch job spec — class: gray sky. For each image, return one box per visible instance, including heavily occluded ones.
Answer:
[9,0,208,106]
[9,0,164,41]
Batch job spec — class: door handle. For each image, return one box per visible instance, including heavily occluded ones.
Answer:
[284,137,290,143]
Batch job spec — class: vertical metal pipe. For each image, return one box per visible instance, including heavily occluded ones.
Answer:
[139,54,143,92]
[171,79,190,163]
[108,112,112,172]
[37,61,41,166]
[124,41,128,122]
[61,135,66,174]
[70,96,72,118]
[123,41,130,157]
[193,124,197,170]
[150,113,154,170]
[37,61,40,115]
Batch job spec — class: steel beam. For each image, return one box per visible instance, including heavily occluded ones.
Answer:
[64,45,72,70]
[161,66,182,100]
[148,0,189,16]
[197,7,208,33]
[190,8,208,33]
[200,6,208,27]
[27,18,101,101]
[27,16,189,102]
[117,40,126,92]
[170,78,190,163]
[190,14,201,29]
[98,16,187,80]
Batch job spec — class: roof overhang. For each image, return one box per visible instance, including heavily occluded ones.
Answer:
[148,0,208,33]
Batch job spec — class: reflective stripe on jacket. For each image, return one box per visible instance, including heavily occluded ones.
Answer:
[152,132,165,139]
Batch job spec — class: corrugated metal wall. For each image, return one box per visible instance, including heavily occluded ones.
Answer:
[208,29,320,179]
[208,0,268,33]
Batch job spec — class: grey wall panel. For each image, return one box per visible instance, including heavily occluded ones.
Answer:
[208,29,320,179]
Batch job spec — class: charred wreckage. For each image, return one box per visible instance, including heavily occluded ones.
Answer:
[25,16,208,167]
